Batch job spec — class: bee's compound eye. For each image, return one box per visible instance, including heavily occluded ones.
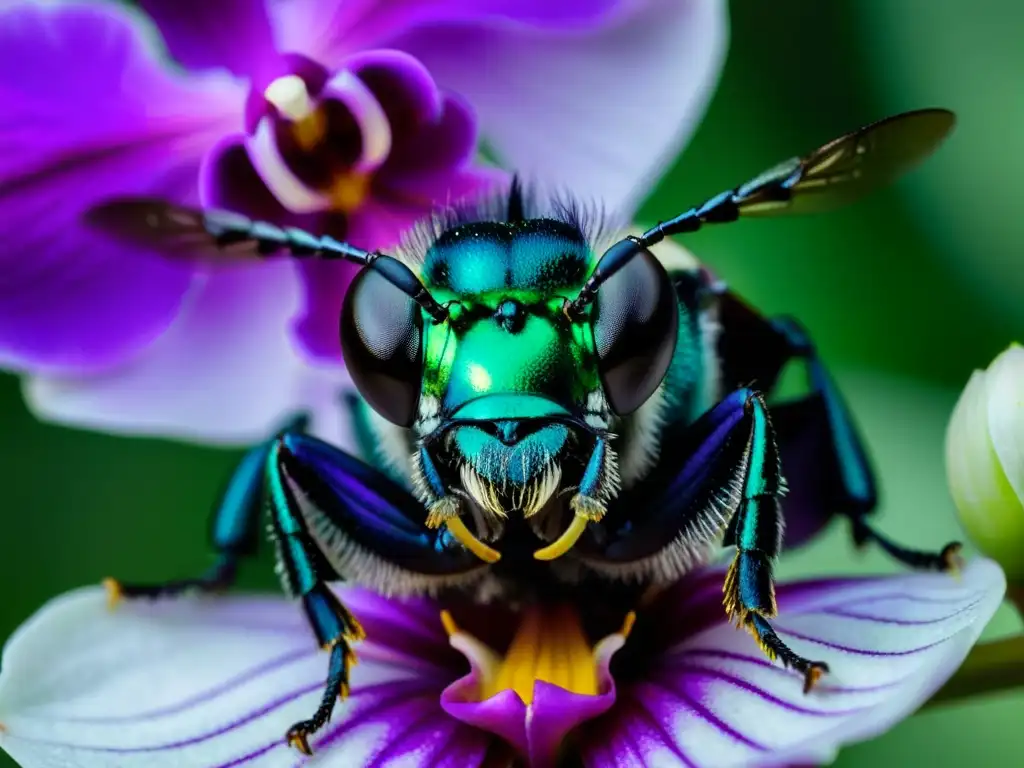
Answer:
[592,241,679,416]
[340,265,424,427]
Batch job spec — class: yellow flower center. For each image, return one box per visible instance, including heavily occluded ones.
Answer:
[442,605,635,705]
[260,73,386,215]
[292,112,328,152]
[329,171,373,213]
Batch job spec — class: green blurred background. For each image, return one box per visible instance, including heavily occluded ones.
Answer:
[1,1,1021,765]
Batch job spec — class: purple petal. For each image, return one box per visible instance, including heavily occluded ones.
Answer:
[292,258,359,362]
[347,49,444,139]
[578,559,1006,767]
[23,262,332,446]
[0,586,489,767]
[377,166,509,209]
[137,0,276,80]
[379,91,479,178]
[271,0,628,61]
[399,0,728,215]
[445,682,608,764]
[200,134,299,218]
[0,1,242,374]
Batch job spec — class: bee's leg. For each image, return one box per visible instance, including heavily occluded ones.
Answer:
[584,388,828,690]
[721,389,830,693]
[715,286,960,570]
[105,414,310,604]
[768,316,961,571]
[265,438,363,756]
[266,432,486,754]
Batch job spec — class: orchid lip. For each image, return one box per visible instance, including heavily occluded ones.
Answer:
[440,605,634,705]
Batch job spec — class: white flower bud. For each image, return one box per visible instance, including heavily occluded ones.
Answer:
[945,343,1024,579]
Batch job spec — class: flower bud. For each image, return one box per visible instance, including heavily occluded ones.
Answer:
[945,343,1024,579]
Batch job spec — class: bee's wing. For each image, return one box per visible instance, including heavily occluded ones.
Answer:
[734,108,956,216]
[83,198,286,264]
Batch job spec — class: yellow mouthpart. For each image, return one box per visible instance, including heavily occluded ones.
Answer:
[534,496,607,561]
[533,515,590,561]
[445,515,501,564]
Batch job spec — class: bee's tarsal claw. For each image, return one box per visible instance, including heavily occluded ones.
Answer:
[286,724,314,756]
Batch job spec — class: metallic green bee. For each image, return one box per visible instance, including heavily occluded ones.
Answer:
[88,108,961,754]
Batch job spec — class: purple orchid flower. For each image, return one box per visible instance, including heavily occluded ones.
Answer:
[0,559,1004,767]
[0,0,727,447]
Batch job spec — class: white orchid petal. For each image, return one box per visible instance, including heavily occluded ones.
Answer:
[946,346,1024,578]
[580,559,1005,768]
[402,0,728,216]
[0,587,485,767]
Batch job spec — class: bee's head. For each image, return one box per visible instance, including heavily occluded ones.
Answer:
[339,195,679,533]
[399,215,603,520]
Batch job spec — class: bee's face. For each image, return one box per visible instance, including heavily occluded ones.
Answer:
[414,222,603,519]
[340,216,678,528]
[428,395,582,520]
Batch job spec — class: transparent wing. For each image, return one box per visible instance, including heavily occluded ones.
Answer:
[83,198,343,264]
[734,108,956,215]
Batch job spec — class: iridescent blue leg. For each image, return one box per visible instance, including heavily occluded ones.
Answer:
[265,432,483,754]
[715,285,959,569]
[584,389,828,689]
[106,413,309,601]
[721,390,829,692]
[565,435,616,520]
[264,438,363,756]
[769,316,960,570]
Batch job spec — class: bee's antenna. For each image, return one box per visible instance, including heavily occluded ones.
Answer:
[203,210,450,324]
[563,236,647,319]
[564,109,957,319]
[84,199,449,324]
